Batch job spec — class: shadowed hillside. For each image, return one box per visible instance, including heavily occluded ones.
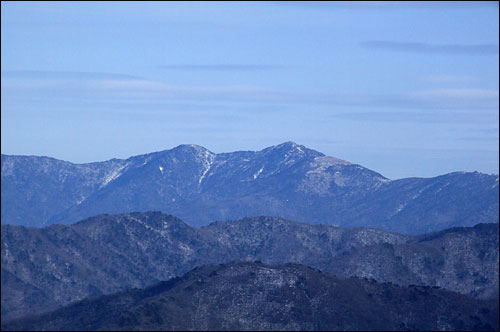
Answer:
[2,212,498,320]
[2,262,498,331]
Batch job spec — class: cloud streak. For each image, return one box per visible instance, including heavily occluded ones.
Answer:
[74,79,500,110]
[331,109,497,124]
[2,70,498,111]
[360,41,499,55]
[421,75,479,83]
[158,64,287,71]
[1,70,140,81]
[275,1,498,10]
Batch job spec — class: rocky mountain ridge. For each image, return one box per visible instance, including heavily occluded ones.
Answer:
[3,261,498,331]
[2,142,498,234]
[2,212,497,320]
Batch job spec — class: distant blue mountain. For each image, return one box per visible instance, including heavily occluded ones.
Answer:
[2,142,498,233]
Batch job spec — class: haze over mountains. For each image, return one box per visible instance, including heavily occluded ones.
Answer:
[2,212,498,321]
[2,142,498,234]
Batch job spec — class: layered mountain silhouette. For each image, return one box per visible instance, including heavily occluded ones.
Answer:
[2,142,498,234]
[3,262,498,331]
[2,212,497,320]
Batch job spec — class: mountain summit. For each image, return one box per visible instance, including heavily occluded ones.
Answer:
[1,142,498,233]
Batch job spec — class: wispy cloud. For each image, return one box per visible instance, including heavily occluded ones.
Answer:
[459,136,499,142]
[421,75,479,83]
[2,70,498,111]
[275,1,498,10]
[405,89,499,109]
[158,64,287,71]
[83,79,500,110]
[331,109,497,124]
[92,80,283,102]
[1,70,140,81]
[360,41,499,55]
[455,127,499,142]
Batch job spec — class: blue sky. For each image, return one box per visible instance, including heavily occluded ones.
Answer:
[1,1,498,179]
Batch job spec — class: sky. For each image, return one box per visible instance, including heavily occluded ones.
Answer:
[1,1,498,179]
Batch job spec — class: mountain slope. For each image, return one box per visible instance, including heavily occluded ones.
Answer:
[2,142,498,233]
[2,212,497,320]
[0,154,128,227]
[321,222,499,299]
[3,262,498,331]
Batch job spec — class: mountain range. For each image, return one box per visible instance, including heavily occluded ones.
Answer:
[2,142,498,234]
[2,212,497,321]
[3,261,498,331]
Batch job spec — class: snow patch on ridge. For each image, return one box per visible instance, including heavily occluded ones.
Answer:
[1,158,15,176]
[198,150,215,186]
[253,167,264,179]
[394,203,406,214]
[100,164,128,188]
[312,156,351,167]
[122,215,171,238]
[299,156,352,194]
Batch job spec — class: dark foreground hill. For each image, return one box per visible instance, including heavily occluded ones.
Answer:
[2,142,498,234]
[2,262,498,331]
[2,212,498,320]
